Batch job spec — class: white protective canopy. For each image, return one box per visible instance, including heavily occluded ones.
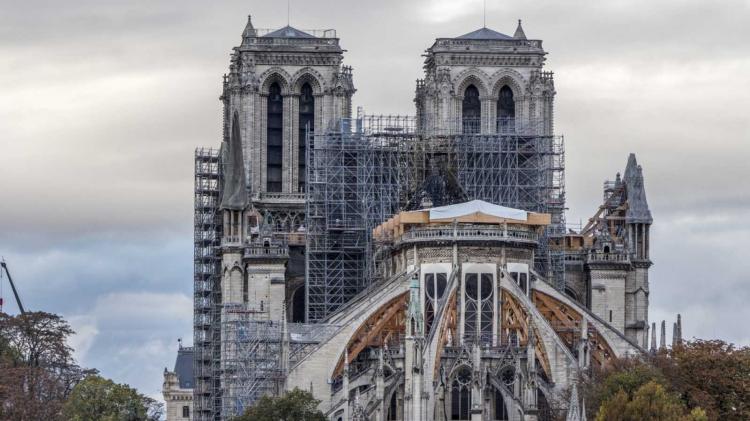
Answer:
[428,199,527,221]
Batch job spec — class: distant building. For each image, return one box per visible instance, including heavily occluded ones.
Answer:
[163,345,194,421]
[191,14,662,421]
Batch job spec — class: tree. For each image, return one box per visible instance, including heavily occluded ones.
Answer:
[655,340,750,421]
[596,381,707,421]
[234,388,327,421]
[581,356,666,414]
[62,374,163,421]
[0,311,88,420]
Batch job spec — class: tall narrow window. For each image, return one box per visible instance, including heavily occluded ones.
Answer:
[298,83,314,192]
[497,85,515,133]
[462,84,481,134]
[494,389,508,420]
[464,273,494,344]
[451,369,472,420]
[267,82,283,192]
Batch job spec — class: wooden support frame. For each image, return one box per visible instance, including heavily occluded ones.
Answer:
[333,292,408,378]
[532,290,616,368]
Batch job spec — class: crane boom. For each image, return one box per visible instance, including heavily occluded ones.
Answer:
[1,261,26,314]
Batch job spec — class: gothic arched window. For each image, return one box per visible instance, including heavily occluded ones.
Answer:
[463,273,494,344]
[451,368,472,420]
[298,83,314,193]
[462,84,481,134]
[267,82,283,192]
[497,85,515,133]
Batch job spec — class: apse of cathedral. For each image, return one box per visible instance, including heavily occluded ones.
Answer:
[191,15,655,421]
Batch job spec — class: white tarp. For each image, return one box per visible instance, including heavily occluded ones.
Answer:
[428,199,527,221]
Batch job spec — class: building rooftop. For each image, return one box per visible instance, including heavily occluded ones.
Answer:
[174,346,194,389]
[455,27,514,40]
[262,25,316,38]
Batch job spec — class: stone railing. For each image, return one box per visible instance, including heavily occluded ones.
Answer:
[397,226,537,245]
[244,245,289,259]
[254,192,306,202]
[586,252,630,263]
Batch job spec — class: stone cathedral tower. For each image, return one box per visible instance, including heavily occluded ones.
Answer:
[224,16,355,197]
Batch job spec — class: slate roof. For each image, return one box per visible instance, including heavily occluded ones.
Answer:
[263,25,316,38]
[174,347,194,389]
[456,27,513,40]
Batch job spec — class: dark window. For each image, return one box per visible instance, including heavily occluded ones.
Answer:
[451,369,472,420]
[425,273,435,299]
[182,406,190,418]
[298,83,314,192]
[267,82,283,192]
[387,392,398,420]
[462,84,481,134]
[480,273,493,300]
[465,274,478,300]
[494,389,508,420]
[609,310,613,322]
[480,273,493,340]
[497,85,515,133]
[292,285,305,323]
[519,273,528,295]
[243,273,248,303]
[436,273,447,298]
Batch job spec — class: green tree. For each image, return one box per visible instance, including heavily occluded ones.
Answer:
[596,381,706,421]
[62,374,162,421]
[581,356,666,413]
[234,388,326,421]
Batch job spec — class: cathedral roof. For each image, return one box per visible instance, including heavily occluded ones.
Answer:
[263,25,316,38]
[455,27,513,40]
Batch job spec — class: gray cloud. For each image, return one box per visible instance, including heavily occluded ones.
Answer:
[1,0,748,404]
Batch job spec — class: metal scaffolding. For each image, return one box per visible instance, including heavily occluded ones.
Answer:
[220,306,283,418]
[193,147,223,421]
[305,117,419,322]
[305,116,566,322]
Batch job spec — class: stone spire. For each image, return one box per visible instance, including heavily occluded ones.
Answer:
[566,382,581,421]
[242,14,257,42]
[650,322,657,353]
[659,320,666,350]
[513,19,527,39]
[677,314,683,344]
[623,154,653,224]
[672,322,678,348]
[220,113,249,210]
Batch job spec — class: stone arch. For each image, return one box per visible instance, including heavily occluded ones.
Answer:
[490,69,526,98]
[447,362,473,381]
[453,68,491,98]
[290,67,326,94]
[259,67,292,95]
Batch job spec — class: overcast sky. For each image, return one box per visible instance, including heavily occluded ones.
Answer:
[1,0,749,403]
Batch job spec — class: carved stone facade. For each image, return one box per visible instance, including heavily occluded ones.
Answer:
[415,24,555,136]
[164,345,194,421]
[193,18,655,421]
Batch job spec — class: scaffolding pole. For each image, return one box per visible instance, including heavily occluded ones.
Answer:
[305,115,566,322]
[193,147,223,421]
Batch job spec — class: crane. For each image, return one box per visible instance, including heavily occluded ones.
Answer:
[1,260,26,314]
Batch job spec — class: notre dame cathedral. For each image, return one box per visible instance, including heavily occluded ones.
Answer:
[185,14,667,421]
